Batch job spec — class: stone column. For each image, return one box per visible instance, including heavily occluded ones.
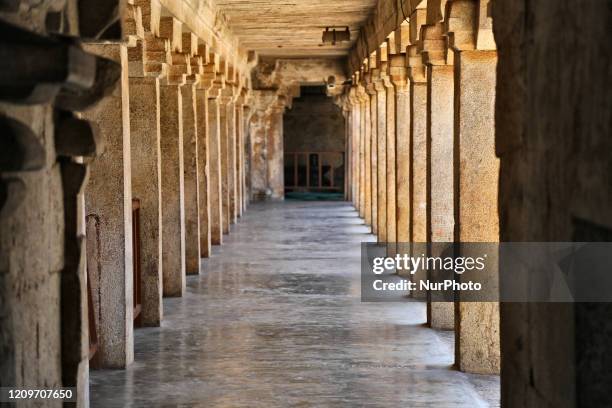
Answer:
[383,71,397,252]
[348,87,360,209]
[407,44,428,292]
[159,76,186,297]
[390,54,411,247]
[128,34,164,326]
[448,0,500,374]
[493,0,612,404]
[235,100,245,218]
[343,105,351,202]
[373,70,387,242]
[243,105,251,210]
[219,90,232,234]
[208,84,224,245]
[82,43,133,368]
[346,105,353,204]
[227,94,238,224]
[195,85,211,257]
[358,84,367,219]
[195,53,216,258]
[422,23,455,329]
[365,78,378,235]
[359,83,372,227]
[181,81,200,275]
[266,103,285,200]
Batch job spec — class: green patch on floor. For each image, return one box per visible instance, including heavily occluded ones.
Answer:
[285,192,345,201]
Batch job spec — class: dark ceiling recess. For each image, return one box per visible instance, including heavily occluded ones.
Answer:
[300,86,326,96]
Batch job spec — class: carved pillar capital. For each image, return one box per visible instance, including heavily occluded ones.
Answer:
[389,54,409,91]
[407,45,427,84]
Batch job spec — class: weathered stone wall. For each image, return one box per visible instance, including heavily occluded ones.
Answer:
[283,93,345,153]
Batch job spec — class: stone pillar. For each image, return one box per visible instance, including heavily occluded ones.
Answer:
[159,79,186,297]
[359,83,372,227]
[358,85,367,219]
[208,87,223,245]
[0,3,121,399]
[195,83,211,257]
[181,81,200,275]
[390,55,411,246]
[493,0,612,405]
[343,106,351,202]
[349,87,360,209]
[383,72,397,252]
[128,35,164,326]
[235,101,245,218]
[249,111,266,200]
[407,44,428,292]
[266,103,285,200]
[219,91,232,234]
[422,23,455,330]
[82,43,134,368]
[242,103,249,210]
[227,96,238,224]
[447,0,500,374]
[365,79,378,235]
[373,69,387,242]
[239,103,249,213]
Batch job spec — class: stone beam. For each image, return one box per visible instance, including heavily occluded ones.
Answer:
[348,0,425,74]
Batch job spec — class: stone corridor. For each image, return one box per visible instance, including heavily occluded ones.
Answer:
[1,0,611,406]
[90,201,498,407]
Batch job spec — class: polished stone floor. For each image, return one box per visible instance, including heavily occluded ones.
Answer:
[90,201,500,407]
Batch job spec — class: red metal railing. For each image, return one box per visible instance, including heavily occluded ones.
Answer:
[132,198,142,327]
[87,275,98,360]
[285,151,344,192]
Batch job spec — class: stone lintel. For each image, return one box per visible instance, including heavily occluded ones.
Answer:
[159,16,182,53]
[426,0,449,25]
[143,33,170,78]
[389,54,408,89]
[134,0,161,36]
[420,23,451,66]
[127,39,146,77]
[197,71,216,91]
[219,87,235,106]
[197,42,211,65]
[123,4,145,41]
[376,43,388,68]
[407,45,427,84]
[182,32,198,57]
[386,32,397,56]
[445,0,478,52]
[347,86,360,109]
[348,0,426,73]
[162,70,187,86]
[372,69,386,93]
[395,21,411,53]
[356,83,368,104]
[364,72,377,96]
[475,0,495,50]
[409,6,428,46]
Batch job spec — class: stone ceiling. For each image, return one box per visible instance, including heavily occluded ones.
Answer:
[215,0,378,58]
